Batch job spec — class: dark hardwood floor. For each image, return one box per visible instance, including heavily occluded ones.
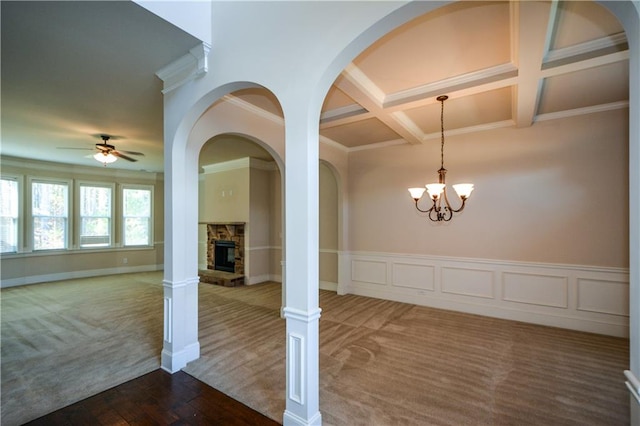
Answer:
[24,369,281,425]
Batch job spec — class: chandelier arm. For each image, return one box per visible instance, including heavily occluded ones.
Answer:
[414,198,435,213]
[447,197,468,213]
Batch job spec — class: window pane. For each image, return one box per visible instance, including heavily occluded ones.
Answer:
[33,182,67,216]
[80,185,111,248]
[81,186,111,216]
[123,189,150,217]
[0,178,19,253]
[123,188,151,246]
[33,217,66,250]
[124,217,149,246]
[32,181,68,250]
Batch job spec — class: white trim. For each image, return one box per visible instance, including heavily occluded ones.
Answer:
[625,370,640,405]
[0,156,162,181]
[383,63,518,108]
[342,251,629,337]
[341,62,386,106]
[283,410,322,426]
[535,101,629,123]
[201,157,277,174]
[283,307,322,323]
[155,42,211,94]
[0,264,163,288]
[545,32,628,64]
[223,94,284,125]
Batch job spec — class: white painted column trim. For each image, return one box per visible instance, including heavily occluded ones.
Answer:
[161,276,201,373]
[283,307,322,426]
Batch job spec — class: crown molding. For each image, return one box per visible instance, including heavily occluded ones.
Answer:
[0,155,161,180]
[534,101,629,123]
[384,63,518,109]
[156,42,211,94]
[201,157,277,174]
[544,32,628,64]
[223,95,284,125]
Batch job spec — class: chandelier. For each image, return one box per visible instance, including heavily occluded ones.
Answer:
[408,95,474,222]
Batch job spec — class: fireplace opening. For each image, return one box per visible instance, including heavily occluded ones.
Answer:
[214,240,236,272]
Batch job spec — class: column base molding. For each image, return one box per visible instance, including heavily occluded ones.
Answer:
[283,410,322,426]
[161,341,200,373]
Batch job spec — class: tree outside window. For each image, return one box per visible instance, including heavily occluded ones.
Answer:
[0,178,19,253]
[32,181,68,250]
[123,187,151,246]
[80,185,112,248]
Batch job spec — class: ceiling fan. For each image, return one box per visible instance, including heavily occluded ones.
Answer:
[58,135,145,164]
[93,135,144,162]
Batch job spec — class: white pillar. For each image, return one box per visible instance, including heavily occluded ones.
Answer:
[161,138,200,373]
[282,99,322,426]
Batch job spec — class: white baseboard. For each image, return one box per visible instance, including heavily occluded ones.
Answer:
[1,264,164,288]
[341,251,629,337]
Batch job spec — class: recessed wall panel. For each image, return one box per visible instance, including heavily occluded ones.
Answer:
[392,263,435,291]
[351,259,387,285]
[503,272,568,308]
[441,267,494,298]
[577,279,629,316]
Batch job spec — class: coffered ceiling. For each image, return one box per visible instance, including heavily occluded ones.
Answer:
[1,1,630,172]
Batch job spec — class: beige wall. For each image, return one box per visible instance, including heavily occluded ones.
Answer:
[320,162,339,284]
[199,158,282,283]
[348,109,629,268]
[0,157,164,285]
[201,167,250,223]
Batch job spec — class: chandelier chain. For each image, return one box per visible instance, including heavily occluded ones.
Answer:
[440,97,445,170]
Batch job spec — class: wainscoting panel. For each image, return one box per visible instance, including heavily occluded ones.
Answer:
[577,278,629,316]
[392,263,435,291]
[502,272,568,308]
[441,267,494,299]
[352,259,387,285]
[342,251,629,337]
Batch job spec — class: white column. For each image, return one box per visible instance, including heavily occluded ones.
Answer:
[161,139,200,373]
[282,100,322,426]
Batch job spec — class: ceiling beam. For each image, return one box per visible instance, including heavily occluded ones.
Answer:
[335,64,425,145]
[512,1,553,128]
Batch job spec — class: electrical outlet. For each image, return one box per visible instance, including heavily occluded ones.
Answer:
[123,257,128,264]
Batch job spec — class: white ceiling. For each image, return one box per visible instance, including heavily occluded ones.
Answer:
[1,1,629,172]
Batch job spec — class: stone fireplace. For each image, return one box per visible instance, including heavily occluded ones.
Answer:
[205,222,245,275]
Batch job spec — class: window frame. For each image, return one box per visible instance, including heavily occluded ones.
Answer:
[76,181,116,249]
[0,174,24,254]
[28,176,72,252]
[120,184,154,248]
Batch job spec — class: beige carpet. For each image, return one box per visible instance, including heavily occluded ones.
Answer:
[2,272,630,425]
[185,281,630,426]
[1,272,163,426]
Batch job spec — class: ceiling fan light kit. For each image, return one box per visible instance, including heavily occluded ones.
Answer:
[94,151,118,165]
[88,134,144,166]
[408,95,474,222]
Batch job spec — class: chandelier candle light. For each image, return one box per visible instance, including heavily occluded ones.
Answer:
[408,95,474,222]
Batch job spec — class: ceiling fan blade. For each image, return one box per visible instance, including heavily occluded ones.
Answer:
[112,151,138,162]
[119,150,145,156]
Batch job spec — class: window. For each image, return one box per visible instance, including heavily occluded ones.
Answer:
[122,186,152,246]
[0,177,20,253]
[79,183,113,248]
[32,180,69,250]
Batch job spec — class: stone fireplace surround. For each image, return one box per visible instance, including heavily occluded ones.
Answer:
[205,222,245,275]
